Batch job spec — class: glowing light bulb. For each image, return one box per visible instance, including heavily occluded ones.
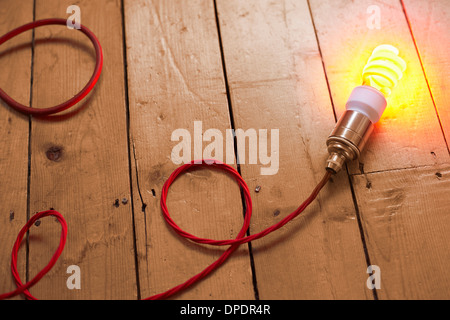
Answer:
[362,44,407,97]
[325,45,406,174]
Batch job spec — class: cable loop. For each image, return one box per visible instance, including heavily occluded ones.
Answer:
[0,160,331,300]
[0,18,103,116]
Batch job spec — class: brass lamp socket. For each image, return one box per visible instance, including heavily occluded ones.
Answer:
[325,85,387,174]
[326,110,374,174]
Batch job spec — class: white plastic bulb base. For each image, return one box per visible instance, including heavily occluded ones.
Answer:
[346,85,387,123]
[325,86,386,174]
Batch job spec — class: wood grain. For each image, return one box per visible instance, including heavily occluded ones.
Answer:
[217,0,370,299]
[27,0,137,299]
[309,0,450,300]
[309,0,450,174]
[352,164,450,299]
[124,0,255,299]
[0,0,33,299]
[402,0,450,146]
[1,0,448,301]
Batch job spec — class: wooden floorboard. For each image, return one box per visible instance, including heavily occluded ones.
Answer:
[402,0,450,143]
[124,0,254,299]
[216,0,369,299]
[352,164,450,299]
[309,0,450,299]
[0,0,449,300]
[0,0,34,301]
[27,0,136,299]
[308,0,449,175]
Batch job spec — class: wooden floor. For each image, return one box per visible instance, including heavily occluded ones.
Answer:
[1,0,449,300]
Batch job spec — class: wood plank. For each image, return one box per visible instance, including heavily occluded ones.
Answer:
[0,0,34,299]
[124,0,255,299]
[216,0,370,299]
[352,164,450,299]
[402,0,450,145]
[309,0,450,174]
[309,0,450,300]
[27,0,137,299]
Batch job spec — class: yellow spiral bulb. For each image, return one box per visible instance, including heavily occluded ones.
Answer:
[362,44,406,97]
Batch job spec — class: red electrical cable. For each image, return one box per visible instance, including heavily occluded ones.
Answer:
[161,161,332,247]
[0,18,103,116]
[146,160,332,300]
[0,21,332,301]
[0,210,67,301]
[0,160,331,300]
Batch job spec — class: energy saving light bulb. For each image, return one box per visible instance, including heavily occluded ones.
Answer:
[326,44,406,173]
[362,44,407,98]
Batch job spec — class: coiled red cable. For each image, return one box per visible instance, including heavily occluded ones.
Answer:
[0,21,332,300]
[146,160,332,300]
[0,160,331,300]
[0,210,67,300]
[0,18,103,116]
